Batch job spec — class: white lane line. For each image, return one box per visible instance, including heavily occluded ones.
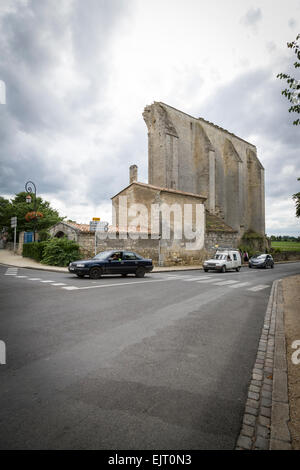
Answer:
[40,280,54,283]
[75,278,178,291]
[61,286,79,290]
[248,284,270,292]
[229,282,251,289]
[28,278,42,281]
[16,275,28,278]
[213,280,239,286]
[183,276,212,281]
[197,278,223,283]
[51,283,67,286]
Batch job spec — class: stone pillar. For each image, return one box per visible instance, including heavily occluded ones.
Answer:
[209,150,216,213]
[129,165,138,184]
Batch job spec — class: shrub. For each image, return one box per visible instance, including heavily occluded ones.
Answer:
[38,230,51,241]
[22,241,47,261]
[41,237,81,266]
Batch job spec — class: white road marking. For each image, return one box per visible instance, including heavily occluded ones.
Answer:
[248,284,270,292]
[61,286,79,290]
[40,280,54,283]
[229,282,251,288]
[28,278,42,281]
[16,275,28,278]
[4,267,18,276]
[183,276,212,281]
[197,278,223,283]
[75,278,179,291]
[213,280,239,286]
[51,283,67,286]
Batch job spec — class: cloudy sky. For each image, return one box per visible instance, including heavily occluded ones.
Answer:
[0,0,299,235]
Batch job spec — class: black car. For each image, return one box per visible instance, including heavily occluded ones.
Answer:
[68,250,153,279]
[249,253,274,269]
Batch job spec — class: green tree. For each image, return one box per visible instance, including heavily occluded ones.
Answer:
[277,33,300,126]
[0,196,12,228]
[293,177,300,218]
[0,192,63,240]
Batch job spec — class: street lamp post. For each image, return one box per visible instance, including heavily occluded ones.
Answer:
[25,180,37,241]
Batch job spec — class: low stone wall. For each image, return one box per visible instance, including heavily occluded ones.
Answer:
[76,230,239,266]
[79,232,160,263]
[205,230,239,257]
[272,251,300,262]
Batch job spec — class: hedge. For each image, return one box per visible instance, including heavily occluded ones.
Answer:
[41,237,81,266]
[22,241,47,261]
[23,238,82,266]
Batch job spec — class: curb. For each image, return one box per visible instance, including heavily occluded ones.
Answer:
[235,278,292,450]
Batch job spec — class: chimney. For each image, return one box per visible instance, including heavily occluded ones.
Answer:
[129,164,138,184]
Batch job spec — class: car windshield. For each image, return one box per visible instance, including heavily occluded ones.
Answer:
[214,254,227,260]
[93,251,114,260]
[253,254,267,259]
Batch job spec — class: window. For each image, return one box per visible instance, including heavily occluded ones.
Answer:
[233,254,237,261]
[123,251,138,260]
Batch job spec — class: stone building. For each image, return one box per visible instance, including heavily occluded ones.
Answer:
[46,102,265,266]
[143,102,265,236]
[112,179,207,265]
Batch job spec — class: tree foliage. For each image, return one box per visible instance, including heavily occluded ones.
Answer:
[277,33,300,125]
[293,177,300,218]
[40,237,81,266]
[0,192,63,239]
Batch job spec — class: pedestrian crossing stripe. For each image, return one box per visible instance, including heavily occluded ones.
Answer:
[3,269,271,293]
[247,285,270,292]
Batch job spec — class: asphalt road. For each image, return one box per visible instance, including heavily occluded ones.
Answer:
[0,262,299,450]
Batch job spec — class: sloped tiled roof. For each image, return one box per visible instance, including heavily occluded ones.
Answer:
[112,181,207,200]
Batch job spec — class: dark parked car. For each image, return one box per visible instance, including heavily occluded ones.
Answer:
[68,250,153,279]
[249,253,274,269]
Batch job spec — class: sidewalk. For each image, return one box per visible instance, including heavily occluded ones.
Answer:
[0,249,203,273]
[236,274,300,450]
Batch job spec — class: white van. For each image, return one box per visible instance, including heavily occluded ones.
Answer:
[203,248,242,273]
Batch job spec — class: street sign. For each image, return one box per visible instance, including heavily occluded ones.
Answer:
[11,217,17,253]
[90,220,108,232]
[92,217,100,221]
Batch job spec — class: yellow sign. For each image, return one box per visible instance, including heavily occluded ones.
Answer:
[92,217,100,221]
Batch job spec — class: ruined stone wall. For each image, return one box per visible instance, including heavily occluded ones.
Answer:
[143,102,265,236]
[48,222,78,241]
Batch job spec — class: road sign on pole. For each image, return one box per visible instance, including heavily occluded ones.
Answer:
[11,217,17,253]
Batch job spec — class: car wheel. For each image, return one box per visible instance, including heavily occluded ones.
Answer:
[236,267,240,272]
[89,267,102,279]
[122,273,128,277]
[136,267,145,278]
[271,264,274,269]
[76,274,85,278]
[204,269,208,272]
[221,265,226,273]
[249,264,252,268]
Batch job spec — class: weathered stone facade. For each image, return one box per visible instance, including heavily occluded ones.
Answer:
[143,102,265,236]
[112,181,207,265]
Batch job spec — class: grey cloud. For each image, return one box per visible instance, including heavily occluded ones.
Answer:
[288,18,297,29]
[198,66,300,232]
[0,0,133,201]
[241,7,262,27]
